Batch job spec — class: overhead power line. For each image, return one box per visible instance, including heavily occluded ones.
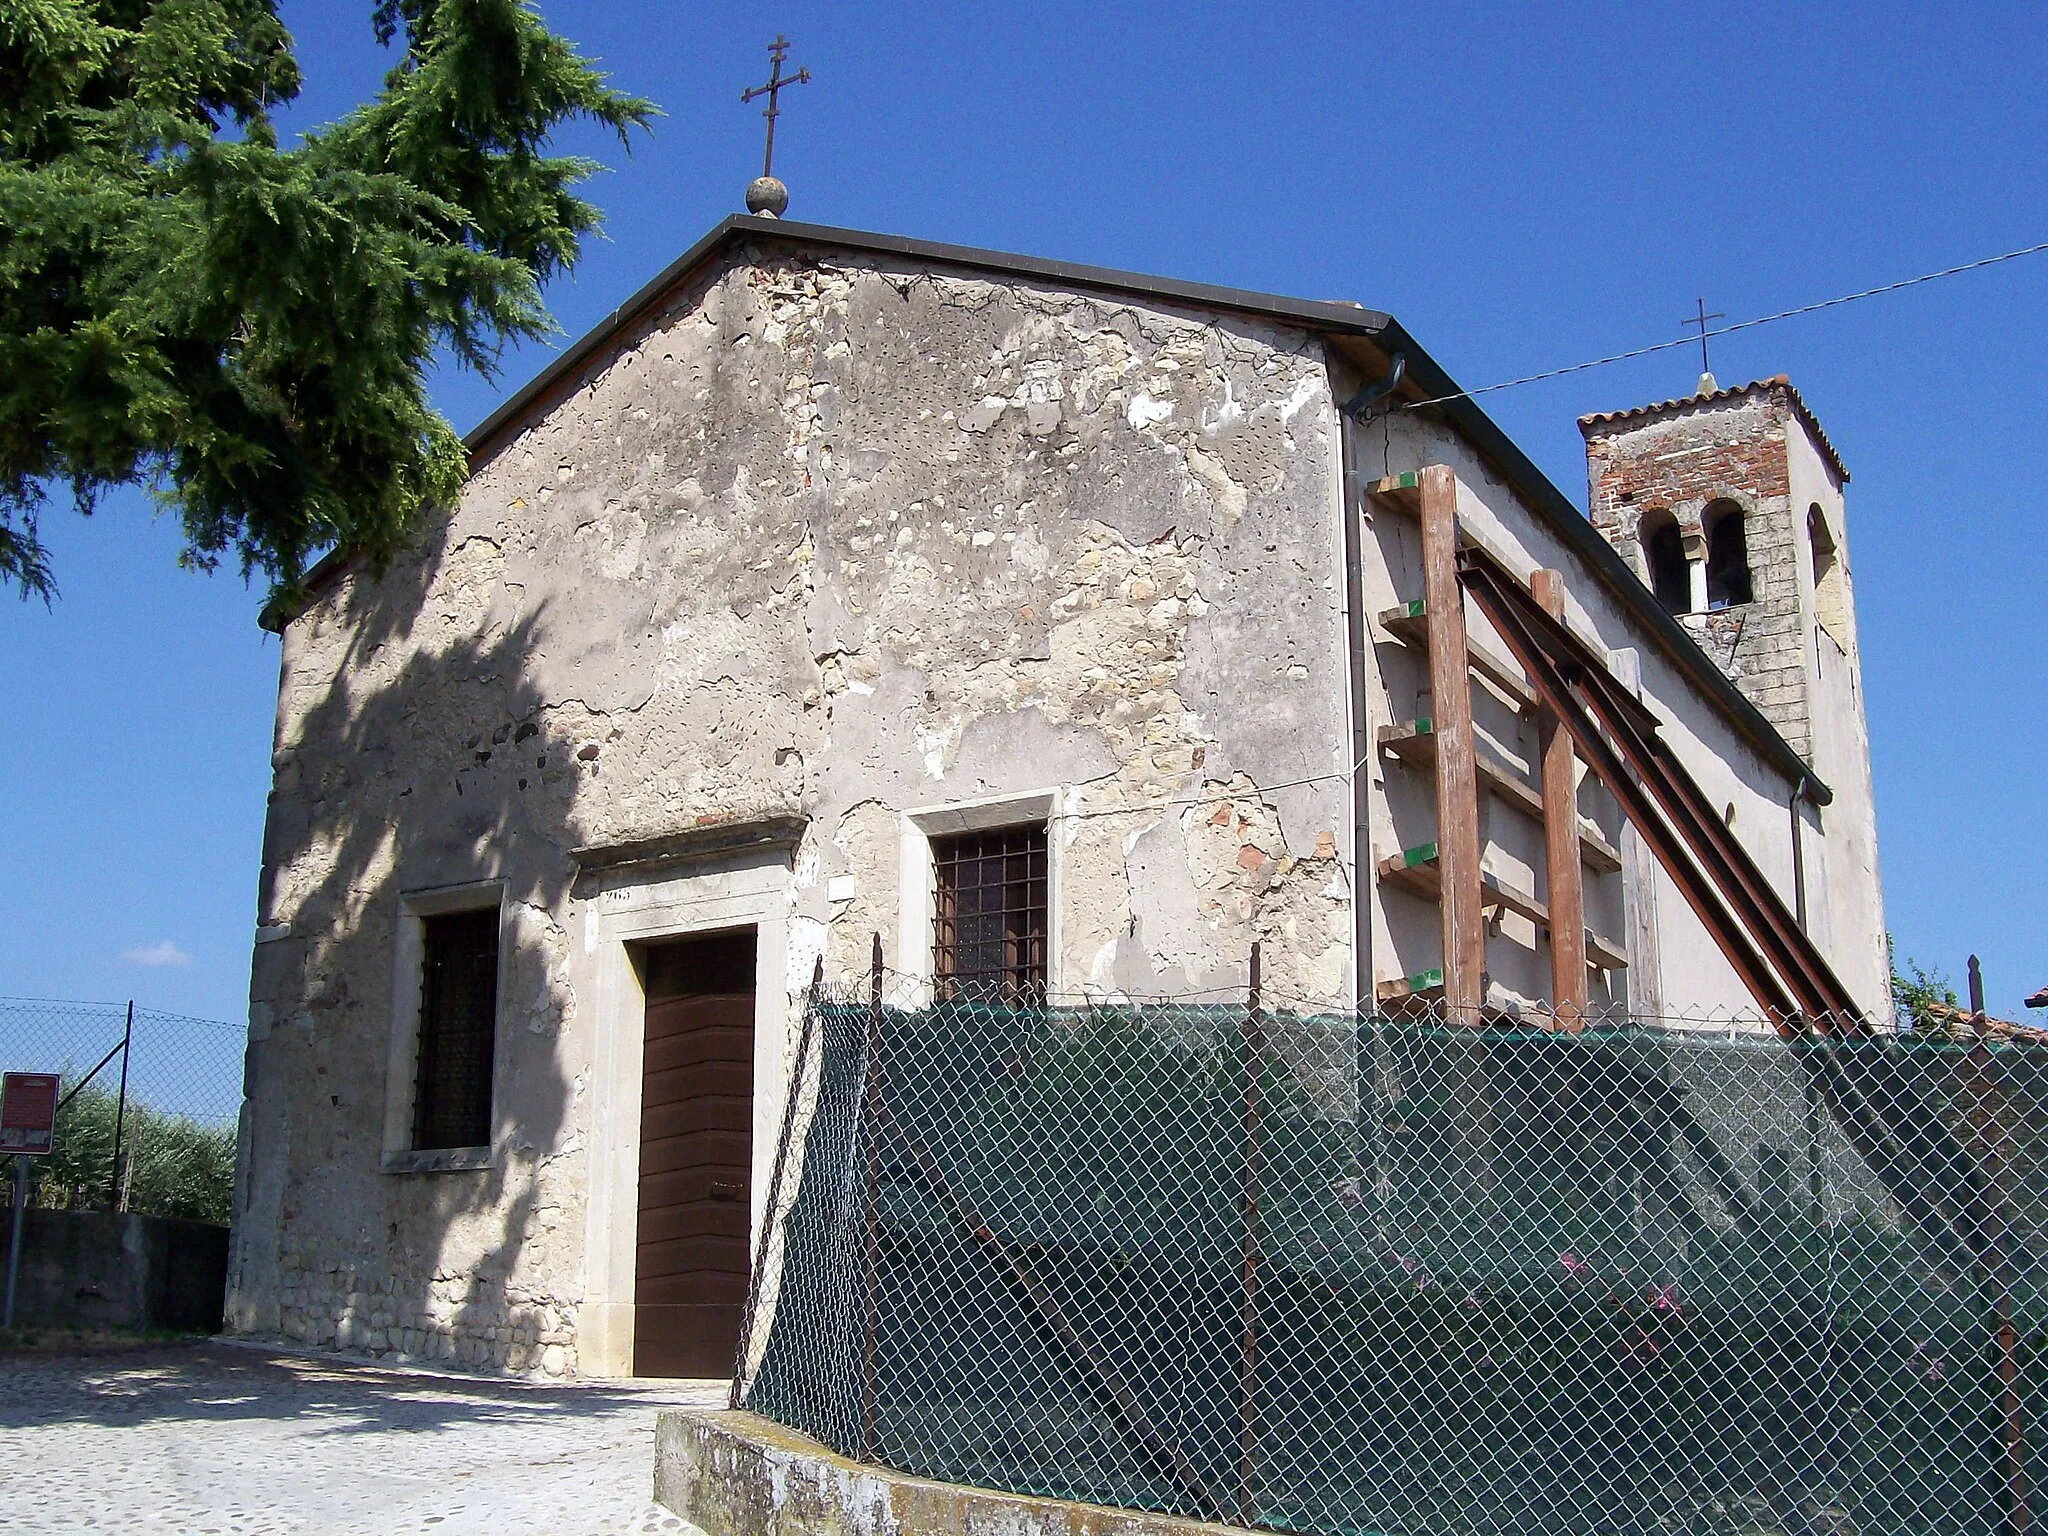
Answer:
[1400,238,2048,411]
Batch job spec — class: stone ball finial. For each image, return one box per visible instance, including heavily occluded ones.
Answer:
[745,176,789,218]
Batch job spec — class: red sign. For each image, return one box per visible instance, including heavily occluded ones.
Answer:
[1,1073,59,1155]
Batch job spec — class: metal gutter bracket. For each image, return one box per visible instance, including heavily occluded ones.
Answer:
[1341,352,1406,422]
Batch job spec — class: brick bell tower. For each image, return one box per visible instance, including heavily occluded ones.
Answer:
[1579,372,1864,771]
[1579,369,1889,1017]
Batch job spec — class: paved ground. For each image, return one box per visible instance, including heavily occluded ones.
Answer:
[0,1339,719,1534]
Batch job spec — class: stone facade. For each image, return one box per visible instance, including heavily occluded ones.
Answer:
[230,237,1355,1375]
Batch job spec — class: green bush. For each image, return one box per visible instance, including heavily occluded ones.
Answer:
[31,1082,235,1225]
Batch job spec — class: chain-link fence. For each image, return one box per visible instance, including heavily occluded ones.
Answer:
[0,997,245,1223]
[739,959,2044,1536]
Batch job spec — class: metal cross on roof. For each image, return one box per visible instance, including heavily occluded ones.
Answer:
[741,35,811,180]
[1684,296,1726,378]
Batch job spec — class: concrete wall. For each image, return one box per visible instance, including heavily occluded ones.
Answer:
[229,241,1354,1377]
[656,1407,1244,1536]
[9,1209,228,1333]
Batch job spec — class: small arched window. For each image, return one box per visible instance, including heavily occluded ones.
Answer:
[1639,509,1690,615]
[1704,500,1753,609]
[1809,503,1847,647]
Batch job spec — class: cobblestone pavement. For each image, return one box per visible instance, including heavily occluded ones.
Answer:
[0,1339,720,1534]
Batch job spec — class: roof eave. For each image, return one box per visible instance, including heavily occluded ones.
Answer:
[1578,375,1850,485]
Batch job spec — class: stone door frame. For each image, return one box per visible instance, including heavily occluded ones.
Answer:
[577,846,793,1379]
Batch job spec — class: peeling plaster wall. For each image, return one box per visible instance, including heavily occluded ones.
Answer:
[228,244,1355,1375]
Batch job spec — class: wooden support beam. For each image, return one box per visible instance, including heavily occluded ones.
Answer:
[1532,569,1589,1028]
[1375,967,1444,1008]
[1420,464,1485,1022]
[1363,471,1423,519]
[1377,721,1622,873]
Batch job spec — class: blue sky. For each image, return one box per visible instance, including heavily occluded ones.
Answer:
[1,1,2042,1022]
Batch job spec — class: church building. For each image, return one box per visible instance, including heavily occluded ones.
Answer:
[227,212,1886,1377]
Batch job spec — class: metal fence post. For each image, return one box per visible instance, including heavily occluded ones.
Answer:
[2,998,242,1225]
[858,933,887,1461]
[1970,956,2029,1536]
[109,1001,133,1212]
[4,1154,27,1328]
[730,955,826,1409]
[1238,941,1265,1527]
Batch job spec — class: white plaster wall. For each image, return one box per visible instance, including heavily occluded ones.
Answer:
[1784,423,1889,1019]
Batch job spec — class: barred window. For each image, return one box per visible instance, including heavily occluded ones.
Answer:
[412,907,499,1150]
[932,824,1048,1004]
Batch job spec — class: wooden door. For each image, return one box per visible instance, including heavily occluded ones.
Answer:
[634,932,755,1377]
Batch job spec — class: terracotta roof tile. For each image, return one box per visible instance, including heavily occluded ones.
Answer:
[1916,998,2048,1042]
[1578,375,1850,484]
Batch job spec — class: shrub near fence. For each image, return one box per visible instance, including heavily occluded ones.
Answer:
[0,998,243,1223]
[743,970,2045,1536]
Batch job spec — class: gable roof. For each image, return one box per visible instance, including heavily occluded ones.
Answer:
[270,213,1829,802]
[1578,374,1851,484]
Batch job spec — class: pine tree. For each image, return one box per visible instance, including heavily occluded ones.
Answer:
[0,0,653,603]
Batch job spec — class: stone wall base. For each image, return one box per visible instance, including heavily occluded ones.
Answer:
[654,1409,1246,1536]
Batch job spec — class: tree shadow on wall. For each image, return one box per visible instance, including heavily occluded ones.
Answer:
[239,516,613,1377]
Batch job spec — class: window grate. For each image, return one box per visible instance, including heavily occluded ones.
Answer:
[412,907,499,1150]
[932,824,1048,1005]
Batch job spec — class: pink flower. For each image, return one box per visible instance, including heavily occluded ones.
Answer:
[1648,1283,1682,1317]
[1558,1251,1591,1280]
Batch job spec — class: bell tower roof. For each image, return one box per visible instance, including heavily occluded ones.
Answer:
[1579,374,1849,485]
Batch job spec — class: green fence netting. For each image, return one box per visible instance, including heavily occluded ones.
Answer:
[742,982,2044,1536]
